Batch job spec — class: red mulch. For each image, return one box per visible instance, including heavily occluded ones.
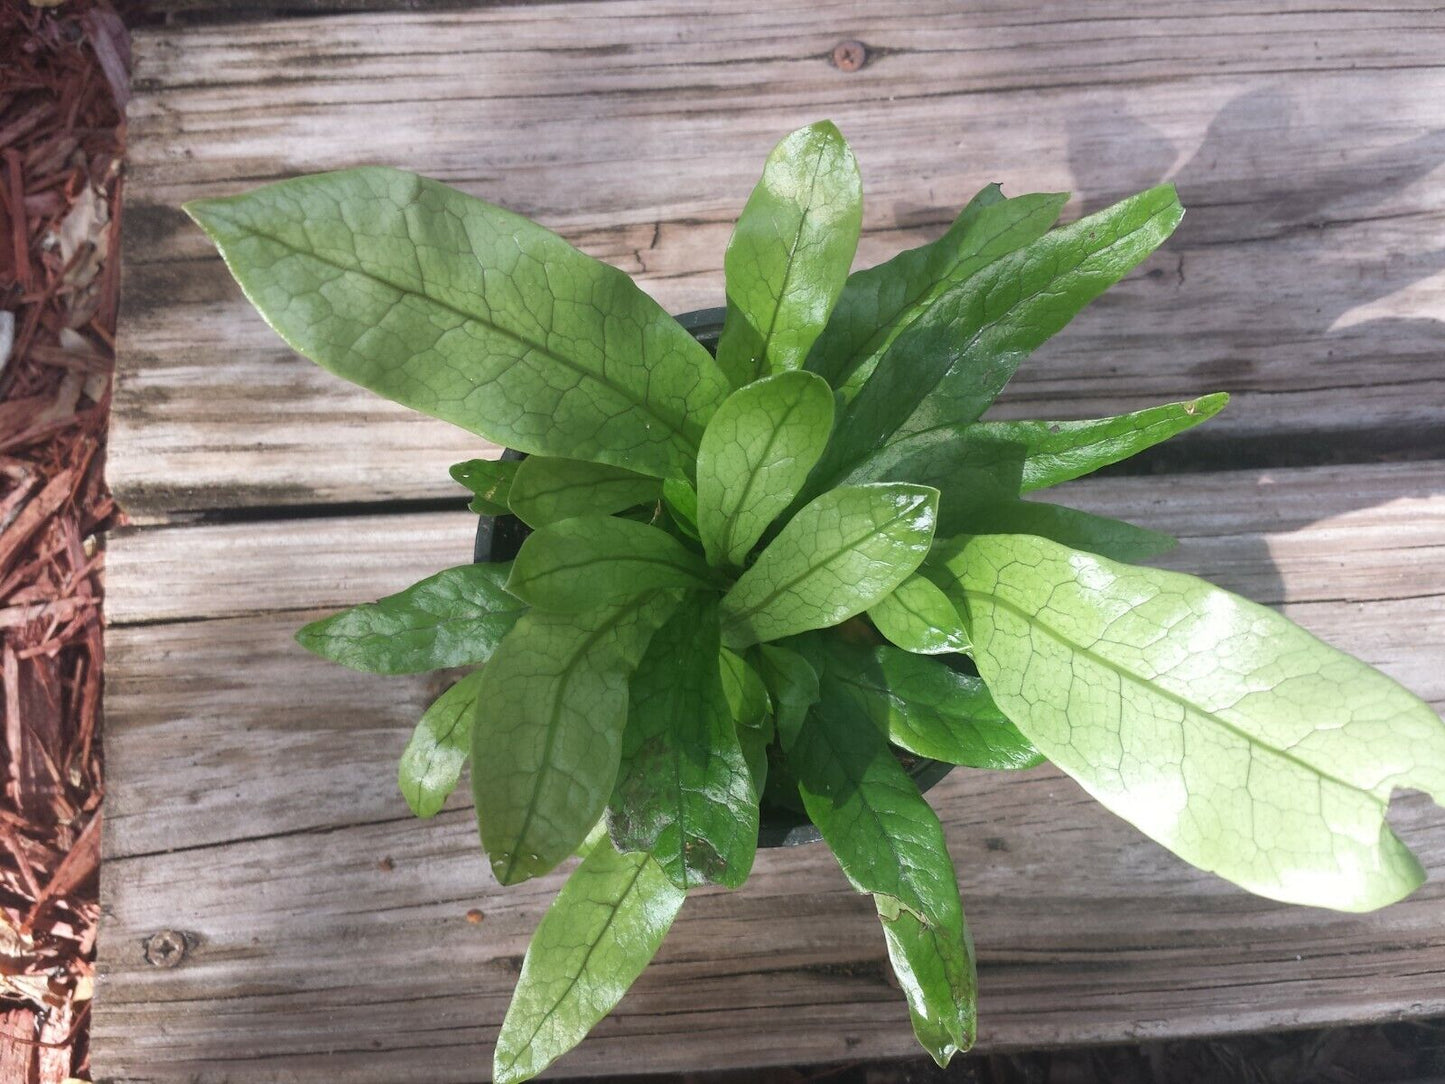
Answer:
[0,1,129,1079]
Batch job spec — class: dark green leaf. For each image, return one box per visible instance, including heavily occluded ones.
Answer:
[867,574,970,655]
[295,563,524,675]
[493,835,685,1084]
[472,593,678,885]
[507,516,715,612]
[824,643,1042,770]
[662,478,701,541]
[697,371,835,567]
[756,643,819,750]
[508,456,662,529]
[609,599,759,889]
[955,500,1176,562]
[807,186,1067,394]
[876,893,976,1065]
[186,167,729,479]
[720,483,938,649]
[714,122,862,387]
[398,669,485,818]
[938,532,1445,911]
[450,457,519,516]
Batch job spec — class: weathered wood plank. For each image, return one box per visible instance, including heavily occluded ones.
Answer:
[95,462,1445,1079]
[113,0,1445,516]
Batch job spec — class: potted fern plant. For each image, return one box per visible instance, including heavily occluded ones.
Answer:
[186,121,1445,1082]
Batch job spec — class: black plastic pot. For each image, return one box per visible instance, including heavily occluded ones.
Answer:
[472,306,953,848]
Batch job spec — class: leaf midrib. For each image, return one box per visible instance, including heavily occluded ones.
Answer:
[718,393,809,563]
[754,140,831,369]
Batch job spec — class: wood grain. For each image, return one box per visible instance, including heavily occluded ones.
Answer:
[112,0,1445,517]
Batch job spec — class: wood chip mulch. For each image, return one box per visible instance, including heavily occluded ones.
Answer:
[0,1,129,1080]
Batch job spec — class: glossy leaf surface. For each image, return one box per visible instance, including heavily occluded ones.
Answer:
[398,669,485,817]
[876,893,976,1066]
[940,532,1445,911]
[720,484,938,649]
[507,456,662,528]
[186,167,728,479]
[295,563,523,675]
[867,574,970,655]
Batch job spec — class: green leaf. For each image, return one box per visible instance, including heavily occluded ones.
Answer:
[807,185,1067,394]
[719,648,772,730]
[185,167,729,480]
[938,532,1445,912]
[609,599,759,889]
[697,371,835,567]
[398,669,485,818]
[507,456,662,529]
[714,122,863,387]
[472,593,678,885]
[824,643,1042,770]
[756,643,819,750]
[808,185,1184,495]
[876,893,976,1066]
[450,457,519,516]
[867,574,970,655]
[661,478,701,541]
[507,516,715,612]
[787,678,962,931]
[720,483,938,649]
[295,563,524,675]
[493,836,685,1084]
[947,500,1176,563]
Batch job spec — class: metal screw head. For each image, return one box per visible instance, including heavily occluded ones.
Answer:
[143,929,188,969]
[832,40,867,72]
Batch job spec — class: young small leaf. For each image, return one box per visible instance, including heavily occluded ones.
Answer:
[472,592,678,885]
[867,574,970,655]
[507,456,662,529]
[186,167,728,479]
[493,836,685,1084]
[757,643,820,750]
[720,483,938,649]
[824,643,1042,770]
[807,185,1068,394]
[398,669,485,818]
[938,532,1445,912]
[697,370,835,567]
[661,477,701,541]
[714,122,863,387]
[719,648,772,730]
[450,457,519,516]
[295,563,524,675]
[507,516,715,612]
[876,893,976,1065]
[608,598,759,889]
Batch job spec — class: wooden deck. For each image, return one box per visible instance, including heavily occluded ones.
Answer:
[99,2,1445,1080]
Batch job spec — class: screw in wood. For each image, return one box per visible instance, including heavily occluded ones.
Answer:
[143,929,188,969]
[832,40,867,72]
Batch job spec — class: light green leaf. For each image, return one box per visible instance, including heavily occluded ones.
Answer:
[956,500,1177,563]
[714,122,862,387]
[807,185,1067,394]
[609,599,759,889]
[939,532,1445,912]
[876,893,976,1066]
[697,371,835,567]
[186,167,728,479]
[508,456,662,529]
[808,186,1184,496]
[295,563,524,675]
[493,837,685,1084]
[507,516,715,612]
[472,593,678,885]
[450,457,518,516]
[787,678,963,932]
[398,669,485,818]
[661,478,701,541]
[719,648,771,730]
[867,574,970,655]
[720,484,938,649]
[824,643,1042,770]
[757,643,820,750]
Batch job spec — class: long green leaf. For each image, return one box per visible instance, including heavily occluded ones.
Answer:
[508,456,662,529]
[493,837,685,1084]
[295,563,524,675]
[697,370,835,567]
[507,516,714,612]
[714,122,862,387]
[808,185,1184,496]
[876,893,976,1066]
[720,483,938,649]
[186,167,729,479]
[949,500,1177,562]
[472,593,678,885]
[609,599,759,889]
[938,532,1445,912]
[807,185,1067,394]
[398,669,485,817]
